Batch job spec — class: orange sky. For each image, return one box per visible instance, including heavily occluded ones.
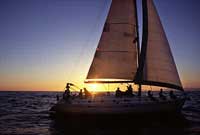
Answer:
[0,69,199,91]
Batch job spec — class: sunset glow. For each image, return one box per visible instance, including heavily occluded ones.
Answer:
[90,84,97,90]
[86,83,106,92]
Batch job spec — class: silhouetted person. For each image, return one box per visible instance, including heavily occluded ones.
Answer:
[56,94,59,101]
[148,90,156,101]
[66,83,70,90]
[84,88,91,98]
[115,87,122,97]
[63,83,71,100]
[148,90,152,97]
[159,89,166,100]
[169,90,177,99]
[125,85,134,97]
[79,89,83,98]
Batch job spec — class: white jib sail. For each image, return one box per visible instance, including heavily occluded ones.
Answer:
[142,0,183,89]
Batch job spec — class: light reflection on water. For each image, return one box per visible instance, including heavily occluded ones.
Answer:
[0,91,199,135]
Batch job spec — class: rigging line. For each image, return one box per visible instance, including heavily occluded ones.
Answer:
[134,0,140,66]
[65,0,109,84]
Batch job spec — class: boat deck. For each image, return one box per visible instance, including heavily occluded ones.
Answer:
[60,92,184,105]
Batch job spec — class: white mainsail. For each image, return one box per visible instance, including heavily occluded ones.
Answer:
[139,0,183,90]
[86,0,139,83]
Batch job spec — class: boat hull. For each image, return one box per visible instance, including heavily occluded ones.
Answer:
[50,98,185,117]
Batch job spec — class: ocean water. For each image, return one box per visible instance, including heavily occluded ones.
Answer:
[0,91,200,135]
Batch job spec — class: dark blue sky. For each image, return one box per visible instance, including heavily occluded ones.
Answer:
[0,0,200,90]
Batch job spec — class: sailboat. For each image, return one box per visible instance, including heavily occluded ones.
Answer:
[50,0,186,116]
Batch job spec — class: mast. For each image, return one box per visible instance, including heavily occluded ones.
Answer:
[133,0,142,96]
[135,0,148,96]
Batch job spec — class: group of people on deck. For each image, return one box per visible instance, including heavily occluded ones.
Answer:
[147,89,177,100]
[115,85,134,97]
[78,88,92,98]
[115,85,177,100]
[63,83,92,100]
[62,83,177,101]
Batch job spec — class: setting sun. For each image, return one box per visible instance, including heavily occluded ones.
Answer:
[86,83,102,92]
[91,84,97,89]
